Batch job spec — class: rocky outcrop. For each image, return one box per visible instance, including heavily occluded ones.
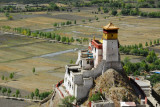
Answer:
[86,69,139,107]
[153,83,160,96]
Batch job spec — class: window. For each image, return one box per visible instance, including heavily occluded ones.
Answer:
[87,60,89,64]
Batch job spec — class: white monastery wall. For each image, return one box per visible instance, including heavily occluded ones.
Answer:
[103,40,119,62]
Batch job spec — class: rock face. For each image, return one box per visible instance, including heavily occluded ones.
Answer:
[87,69,139,107]
[153,83,160,95]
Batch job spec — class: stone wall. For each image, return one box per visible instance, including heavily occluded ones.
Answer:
[91,100,115,107]
[95,48,102,67]
[95,61,123,78]
[75,77,93,100]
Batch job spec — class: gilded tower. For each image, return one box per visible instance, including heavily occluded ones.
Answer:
[102,23,120,62]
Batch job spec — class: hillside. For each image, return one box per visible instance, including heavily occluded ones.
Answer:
[0,0,81,4]
[153,83,160,95]
[85,69,139,107]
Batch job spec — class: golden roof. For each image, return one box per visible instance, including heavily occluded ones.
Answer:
[103,23,119,30]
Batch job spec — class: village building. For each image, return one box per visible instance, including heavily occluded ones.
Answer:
[64,23,123,100]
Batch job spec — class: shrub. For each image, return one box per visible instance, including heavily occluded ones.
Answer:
[60,96,75,106]
[89,91,103,101]
[8,15,13,20]
[39,91,51,100]
[111,10,117,16]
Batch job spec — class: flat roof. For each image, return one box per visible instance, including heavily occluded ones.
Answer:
[120,102,136,106]
[135,80,150,87]
[67,64,81,69]
[91,40,102,49]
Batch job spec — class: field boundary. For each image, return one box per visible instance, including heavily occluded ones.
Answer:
[0,95,41,102]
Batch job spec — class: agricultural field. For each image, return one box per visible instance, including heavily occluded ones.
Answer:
[0,32,83,94]
[0,5,160,106]
[0,6,160,89]
[0,7,160,45]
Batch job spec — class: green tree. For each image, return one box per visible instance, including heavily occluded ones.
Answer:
[51,33,55,40]
[61,36,66,43]
[96,17,99,21]
[82,20,85,23]
[149,74,160,85]
[61,22,65,26]
[8,88,11,96]
[35,88,39,99]
[1,75,4,80]
[39,91,51,100]
[9,73,14,79]
[145,42,148,47]
[154,40,156,45]
[56,35,61,41]
[123,57,130,64]
[16,89,20,97]
[150,41,152,46]
[70,37,74,42]
[2,87,7,95]
[8,16,13,20]
[46,32,51,38]
[66,21,69,25]
[146,50,157,63]
[70,60,73,64]
[139,43,143,48]
[49,2,59,11]
[104,8,109,13]
[74,20,76,25]
[9,8,13,12]
[53,23,57,27]
[32,67,35,74]
[111,10,117,16]
[88,19,91,22]
[31,92,34,99]
[98,7,101,12]
[157,39,159,45]
[66,37,70,44]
